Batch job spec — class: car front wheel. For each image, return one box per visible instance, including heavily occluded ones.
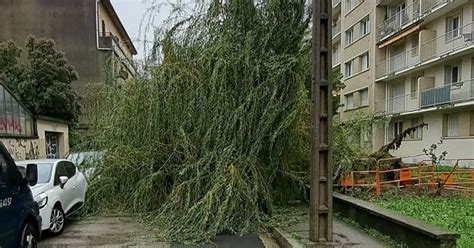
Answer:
[49,206,65,235]
[19,221,39,248]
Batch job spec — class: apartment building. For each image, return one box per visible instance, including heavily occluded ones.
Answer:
[0,0,137,90]
[332,0,474,161]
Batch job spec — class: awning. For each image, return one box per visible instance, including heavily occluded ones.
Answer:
[378,24,421,49]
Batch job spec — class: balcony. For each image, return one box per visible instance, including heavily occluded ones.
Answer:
[375,91,420,115]
[376,46,420,79]
[377,0,452,42]
[421,79,474,108]
[377,1,420,42]
[376,22,474,80]
[375,79,474,115]
[332,0,341,8]
[98,32,137,76]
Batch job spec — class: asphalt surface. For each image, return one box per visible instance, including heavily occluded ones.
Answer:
[39,216,272,248]
[172,234,265,248]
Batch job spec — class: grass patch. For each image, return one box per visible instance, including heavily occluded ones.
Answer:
[372,195,474,248]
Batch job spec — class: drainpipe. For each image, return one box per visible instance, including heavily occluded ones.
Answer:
[96,0,100,49]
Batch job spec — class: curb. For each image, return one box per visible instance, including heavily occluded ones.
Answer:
[272,227,305,248]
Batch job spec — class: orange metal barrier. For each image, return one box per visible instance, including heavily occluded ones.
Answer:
[339,159,474,195]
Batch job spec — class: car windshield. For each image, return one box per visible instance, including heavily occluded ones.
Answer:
[18,163,54,184]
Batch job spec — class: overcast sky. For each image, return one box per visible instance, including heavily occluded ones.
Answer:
[111,0,172,60]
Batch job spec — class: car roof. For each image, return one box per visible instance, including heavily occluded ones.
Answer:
[16,159,68,166]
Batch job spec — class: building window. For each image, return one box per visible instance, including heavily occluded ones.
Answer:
[360,16,370,36]
[345,0,363,14]
[409,117,423,139]
[360,88,369,106]
[445,64,461,84]
[360,52,369,71]
[345,28,354,46]
[446,15,461,41]
[0,84,34,136]
[470,111,474,136]
[445,113,459,137]
[393,121,403,139]
[344,60,353,77]
[410,76,419,99]
[101,20,106,36]
[345,93,354,110]
[411,34,419,57]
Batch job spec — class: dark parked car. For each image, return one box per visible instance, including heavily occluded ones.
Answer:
[0,143,41,248]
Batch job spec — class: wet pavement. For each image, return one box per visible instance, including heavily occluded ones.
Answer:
[39,215,275,248]
[279,218,389,248]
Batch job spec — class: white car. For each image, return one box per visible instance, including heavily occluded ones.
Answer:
[16,159,88,234]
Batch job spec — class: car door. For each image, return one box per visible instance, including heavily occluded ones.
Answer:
[54,162,75,212]
[0,145,26,246]
[64,161,82,206]
[0,149,16,245]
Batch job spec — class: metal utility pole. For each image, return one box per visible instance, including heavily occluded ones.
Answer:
[310,0,333,244]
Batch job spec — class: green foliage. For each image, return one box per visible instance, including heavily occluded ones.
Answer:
[374,196,474,248]
[332,113,389,179]
[85,0,311,243]
[0,36,80,122]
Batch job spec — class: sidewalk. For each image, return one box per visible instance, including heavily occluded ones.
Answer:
[273,217,389,248]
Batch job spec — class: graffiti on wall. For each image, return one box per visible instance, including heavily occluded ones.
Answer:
[0,117,23,134]
[1,139,40,161]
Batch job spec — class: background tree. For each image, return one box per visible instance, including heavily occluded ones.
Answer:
[0,36,80,123]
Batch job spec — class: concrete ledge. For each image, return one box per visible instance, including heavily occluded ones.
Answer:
[272,227,305,248]
[333,193,459,248]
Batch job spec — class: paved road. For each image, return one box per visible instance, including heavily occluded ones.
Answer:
[39,216,275,248]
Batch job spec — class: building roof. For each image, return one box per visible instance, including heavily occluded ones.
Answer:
[101,0,138,55]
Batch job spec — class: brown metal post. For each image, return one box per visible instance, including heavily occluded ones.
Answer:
[310,0,333,244]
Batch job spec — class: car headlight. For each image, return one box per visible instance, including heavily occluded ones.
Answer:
[34,193,48,209]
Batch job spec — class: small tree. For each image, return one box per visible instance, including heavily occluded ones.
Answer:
[423,139,448,195]
[0,36,81,123]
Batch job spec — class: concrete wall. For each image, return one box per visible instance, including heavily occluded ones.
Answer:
[36,119,69,159]
[0,119,69,161]
[0,0,103,89]
[0,138,40,161]
[339,0,377,122]
[389,108,474,162]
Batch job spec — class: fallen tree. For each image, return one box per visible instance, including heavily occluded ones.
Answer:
[84,0,311,243]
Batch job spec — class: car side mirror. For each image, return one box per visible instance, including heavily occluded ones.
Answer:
[26,164,38,187]
[59,176,69,189]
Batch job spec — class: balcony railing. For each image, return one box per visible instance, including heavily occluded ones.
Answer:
[377,1,420,41]
[99,32,137,76]
[421,0,449,14]
[420,22,474,62]
[332,0,341,8]
[421,79,474,108]
[332,21,341,38]
[377,0,451,42]
[375,46,419,79]
[376,22,474,80]
[375,91,420,115]
[375,79,474,115]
